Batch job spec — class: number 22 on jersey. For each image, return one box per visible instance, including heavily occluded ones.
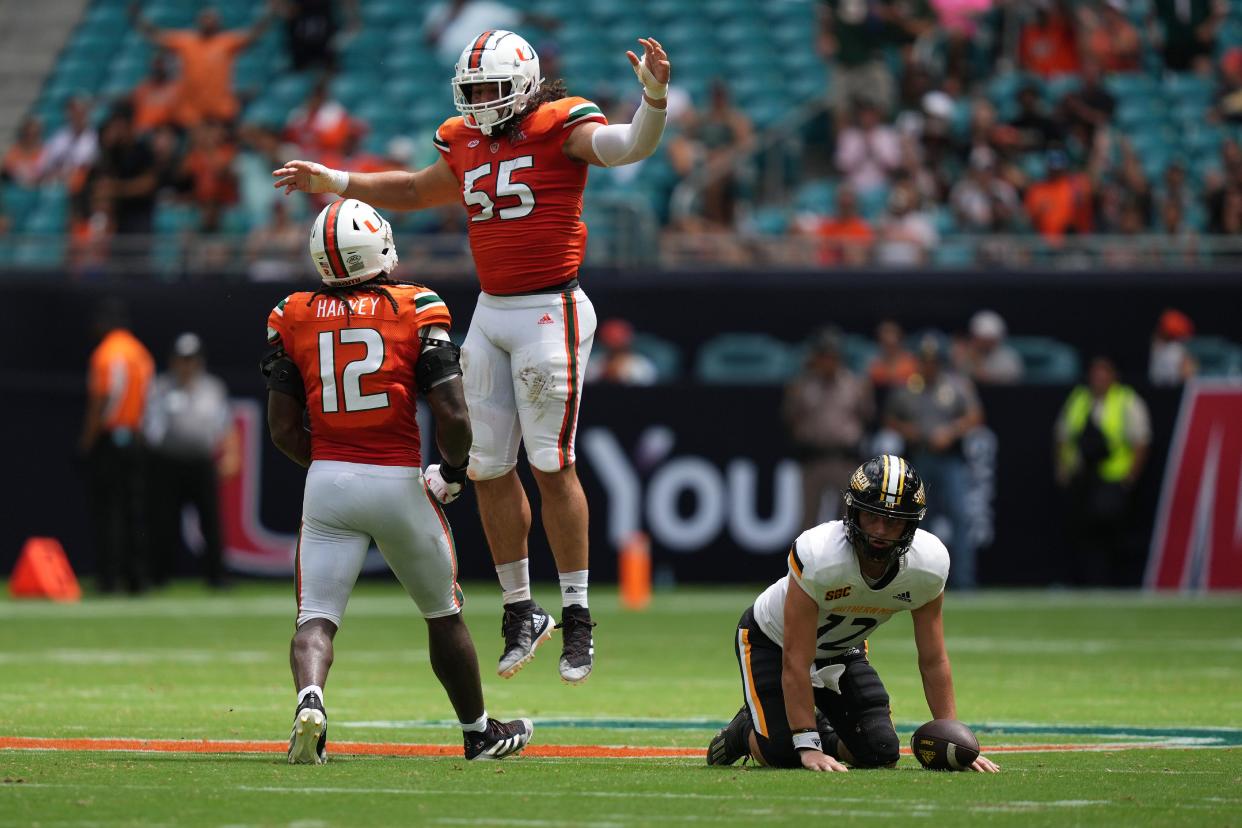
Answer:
[317,328,389,414]
[463,155,535,222]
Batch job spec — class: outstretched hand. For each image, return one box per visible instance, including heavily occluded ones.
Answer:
[272,159,346,195]
[626,37,671,91]
[971,754,1001,773]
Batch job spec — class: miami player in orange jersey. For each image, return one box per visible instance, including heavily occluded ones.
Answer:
[263,197,532,764]
[274,31,672,684]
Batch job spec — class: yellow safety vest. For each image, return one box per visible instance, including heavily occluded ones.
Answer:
[1060,384,1136,482]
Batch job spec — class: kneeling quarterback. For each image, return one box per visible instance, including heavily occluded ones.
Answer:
[264,198,531,764]
[707,456,999,773]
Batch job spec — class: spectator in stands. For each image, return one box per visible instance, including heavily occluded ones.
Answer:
[1054,355,1151,586]
[1157,197,1200,263]
[1025,150,1092,241]
[798,185,874,266]
[1018,0,1081,79]
[144,332,234,588]
[40,97,98,190]
[423,0,558,66]
[868,319,918,387]
[237,124,289,229]
[784,327,874,530]
[181,122,239,232]
[132,4,274,128]
[1149,309,1198,386]
[1151,0,1226,74]
[1114,142,1154,225]
[1009,83,1063,155]
[1205,139,1242,232]
[817,0,898,122]
[884,333,984,589]
[275,0,358,72]
[930,0,993,92]
[2,118,46,189]
[246,200,306,281]
[585,319,658,386]
[79,298,155,594]
[284,78,359,158]
[1101,199,1149,267]
[957,309,1023,385]
[1209,184,1242,235]
[1079,0,1142,73]
[1215,47,1242,124]
[835,98,902,195]
[668,80,754,227]
[149,125,191,199]
[874,177,938,265]
[1059,59,1115,151]
[92,104,159,236]
[131,52,180,135]
[950,146,1019,232]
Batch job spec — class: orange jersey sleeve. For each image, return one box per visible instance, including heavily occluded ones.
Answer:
[266,285,453,467]
[433,98,607,295]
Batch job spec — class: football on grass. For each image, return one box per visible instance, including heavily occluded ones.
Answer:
[911,719,980,771]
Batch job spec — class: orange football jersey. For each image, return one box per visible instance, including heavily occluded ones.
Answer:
[434,96,608,295]
[266,284,453,467]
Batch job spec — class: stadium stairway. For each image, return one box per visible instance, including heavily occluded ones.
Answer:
[0,0,89,154]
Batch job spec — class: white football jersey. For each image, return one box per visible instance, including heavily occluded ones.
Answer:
[752,521,950,658]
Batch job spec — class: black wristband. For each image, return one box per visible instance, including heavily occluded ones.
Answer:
[439,458,468,485]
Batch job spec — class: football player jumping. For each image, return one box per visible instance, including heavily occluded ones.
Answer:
[706,456,1000,773]
[264,198,532,764]
[275,32,672,685]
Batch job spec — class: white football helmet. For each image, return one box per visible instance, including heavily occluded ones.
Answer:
[452,30,542,135]
[308,198,398,288]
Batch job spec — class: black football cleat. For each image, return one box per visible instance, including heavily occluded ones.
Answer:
[707,705,752,766]
[497,600,555,679]
[288,691,328,765]
[464,717,534,760]
[557,605,596,684]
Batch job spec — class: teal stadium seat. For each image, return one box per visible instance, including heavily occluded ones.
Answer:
[696,334,795,385]
[1185,337,1242,378]
[794,179,837,215]
[630,333,682,383]
[1104,73,1156,101]
[1007,336,1081,384]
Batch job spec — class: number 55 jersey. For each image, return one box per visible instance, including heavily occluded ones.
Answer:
[434,96,608,295]
[751,521,950,659]
[266,285,453,467]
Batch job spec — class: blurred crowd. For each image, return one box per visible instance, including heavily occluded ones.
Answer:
[3,0,1242,272]
[662,0,1242,264]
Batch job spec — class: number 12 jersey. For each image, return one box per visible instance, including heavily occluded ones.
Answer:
[266,285,453,467]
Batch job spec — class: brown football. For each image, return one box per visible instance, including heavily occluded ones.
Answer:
[910,719,980,771]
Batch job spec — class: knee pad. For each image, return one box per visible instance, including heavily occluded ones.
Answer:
[752,732,800,769]
[850,711,900,767]
[468,457,517,482]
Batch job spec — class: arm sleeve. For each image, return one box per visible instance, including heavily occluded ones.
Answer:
[589,98,667,168]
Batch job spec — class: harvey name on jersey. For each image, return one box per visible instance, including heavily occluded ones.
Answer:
[752,521,950,659]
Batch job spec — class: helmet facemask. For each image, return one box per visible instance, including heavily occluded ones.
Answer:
[452,73,536,135]
[844,501,919,568]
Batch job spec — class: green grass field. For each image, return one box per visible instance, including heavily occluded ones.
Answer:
[2,582,1240,826]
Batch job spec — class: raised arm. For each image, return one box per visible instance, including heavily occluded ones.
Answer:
[272,156,461,212]
[564,38,670,167]
[128,1,164,42]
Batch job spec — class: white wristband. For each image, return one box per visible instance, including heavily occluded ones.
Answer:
[323,166,350,195]
[792,730,822,753]
[633,61,667,100]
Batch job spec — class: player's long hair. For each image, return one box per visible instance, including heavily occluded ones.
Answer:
[306,275,403,319]
[496,78,569,141]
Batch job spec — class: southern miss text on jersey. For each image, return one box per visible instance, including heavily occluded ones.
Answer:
[266,285,453,467]
[434,96,607,295]
[752,521,950,658]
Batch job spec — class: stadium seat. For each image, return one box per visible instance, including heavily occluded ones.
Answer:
[1185,337,1242,378]
[794,179,837,215]
[695,333,795,385]
[631,333,682,383]
[1104,73,1156,101]
[1007,336,1081,384]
